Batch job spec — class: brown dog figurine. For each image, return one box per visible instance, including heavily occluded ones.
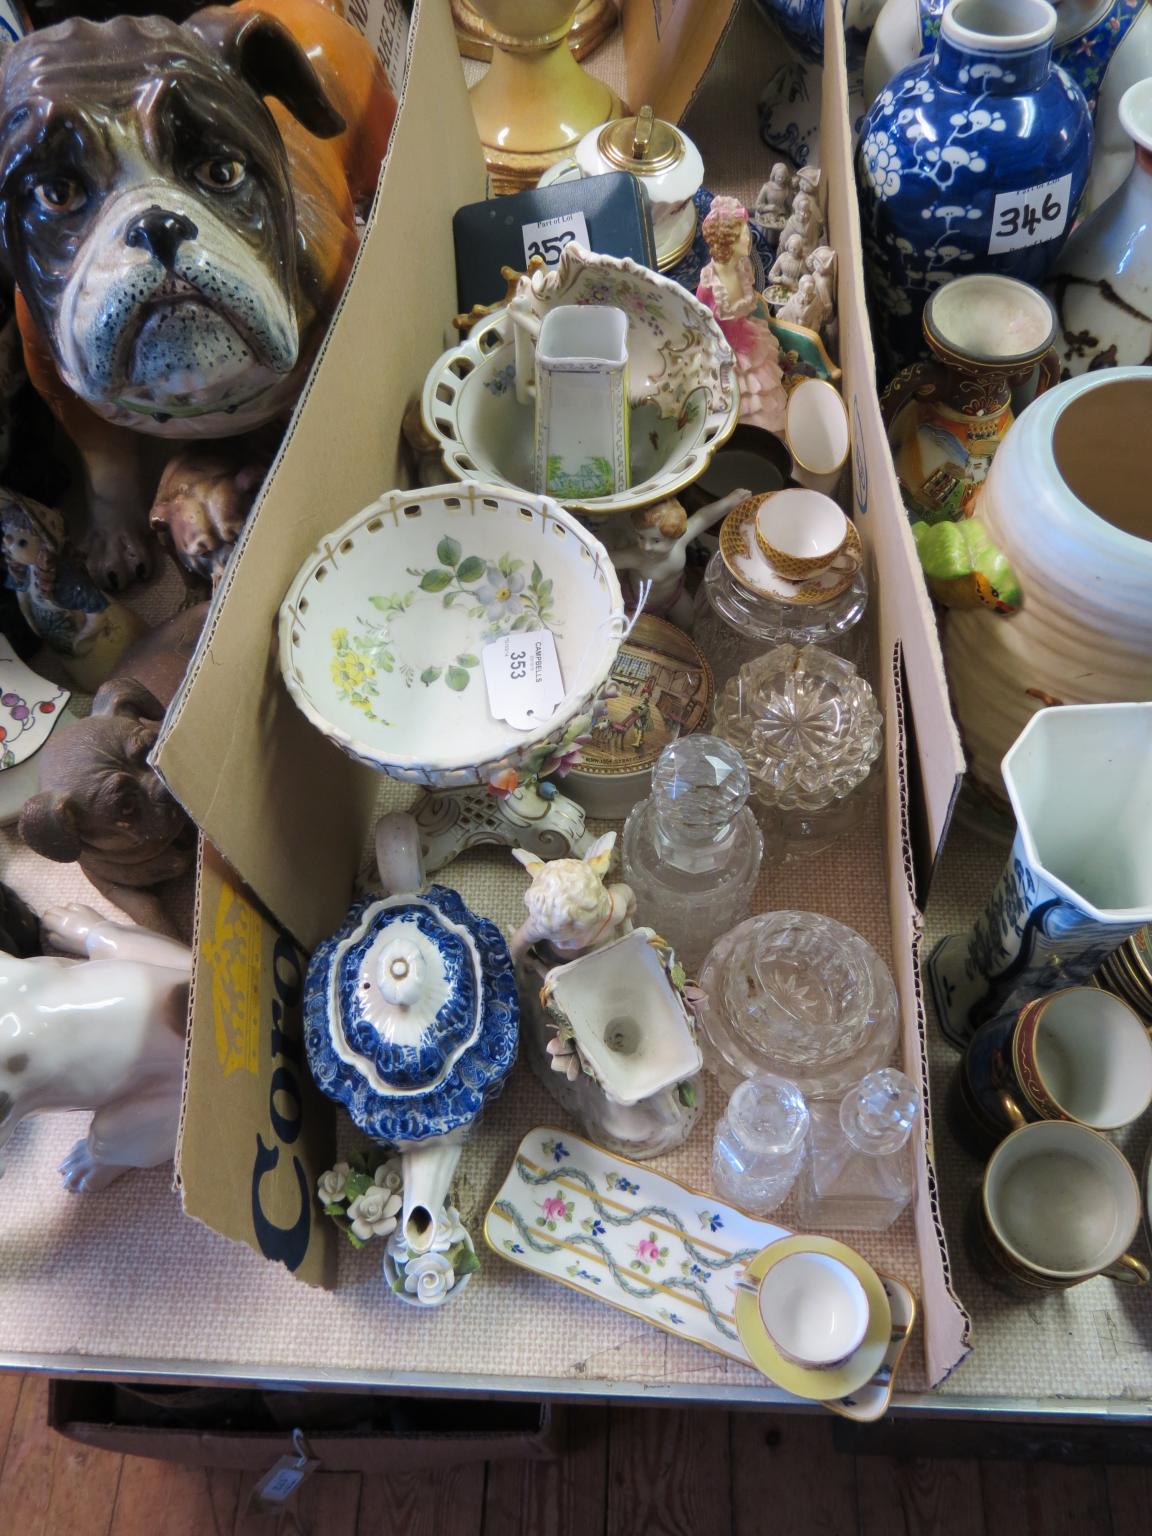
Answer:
[149,443,272,584]
[19,603,208,932]
[0,0,395,589]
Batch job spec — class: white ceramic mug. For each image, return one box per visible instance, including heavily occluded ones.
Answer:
[754,1249,870,1368]
[980,1119,1149,1291]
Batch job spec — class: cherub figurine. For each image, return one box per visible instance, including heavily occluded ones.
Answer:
[696,196,787,434]
[768,233,806,294]
[510,833,636,964]
[0,491,143,688]
[610,490,749,627]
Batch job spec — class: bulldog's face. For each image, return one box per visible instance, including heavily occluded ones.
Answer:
[0,8,343,426]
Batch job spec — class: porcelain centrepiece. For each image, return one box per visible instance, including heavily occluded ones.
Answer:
[278,482,624,790]
[858,0,1092,370]
[422,247,738,517]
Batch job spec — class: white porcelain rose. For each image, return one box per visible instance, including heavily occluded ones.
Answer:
[383,1202,480,1308]
[317,1161,350,1205]
[374,1157,403,1196]
[347,1184,402,1240]
[403,1250,457,1303]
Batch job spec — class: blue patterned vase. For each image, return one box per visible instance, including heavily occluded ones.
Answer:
[917,0,1144,117]
[858,0,1093,370]
[753,0,886,66]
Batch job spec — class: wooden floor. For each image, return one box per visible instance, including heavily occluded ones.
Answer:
[1,1373,1149,1535]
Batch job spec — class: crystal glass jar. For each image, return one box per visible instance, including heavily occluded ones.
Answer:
[692,549,868,691]
[712,1074,809,1216]
[622,735,764,972]
[794,1068,921,1231]
[713,644,882,816]
[696,911,899,1099]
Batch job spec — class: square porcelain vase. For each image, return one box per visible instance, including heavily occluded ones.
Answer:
[534,304,630,499]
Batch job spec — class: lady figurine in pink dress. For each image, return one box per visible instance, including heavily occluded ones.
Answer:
[696,197,787,434]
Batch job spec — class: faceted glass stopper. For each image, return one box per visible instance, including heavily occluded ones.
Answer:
[840,1068,921,1154]
[727,1073,810,1155]
[652,734,751,844]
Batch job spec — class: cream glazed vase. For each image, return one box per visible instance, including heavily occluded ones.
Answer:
[945,368,1152,798]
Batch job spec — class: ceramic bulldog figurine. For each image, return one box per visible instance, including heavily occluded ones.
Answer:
[19,603,207,933]
[0,902,190,1191]
[0,0,395,588]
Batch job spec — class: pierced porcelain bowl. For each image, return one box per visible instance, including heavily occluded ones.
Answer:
[422,258,739,516]
[278,483,625,788]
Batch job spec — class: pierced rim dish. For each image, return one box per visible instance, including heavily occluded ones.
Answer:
[422,309,739,516]
[278,482,625,788]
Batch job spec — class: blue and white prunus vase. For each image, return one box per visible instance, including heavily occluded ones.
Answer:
[858,0,1093,371]
[753,0,886,66]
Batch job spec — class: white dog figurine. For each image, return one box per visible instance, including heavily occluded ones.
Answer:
[510,833,636,964]
[0,903,189,1192]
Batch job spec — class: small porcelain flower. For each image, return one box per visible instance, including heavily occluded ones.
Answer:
[488,767,520,799]
[403,1250,457,1303]
[317,1161,351,1205]
[347,1185,402,1240]
[546,1033,583,1081]
[429,1205,468,1253]
[373,1157,403,1195]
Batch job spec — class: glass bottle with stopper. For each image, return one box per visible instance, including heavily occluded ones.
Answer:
[794,1067,921,1231]
[712,1073,809,1216]
[622,735,764,972]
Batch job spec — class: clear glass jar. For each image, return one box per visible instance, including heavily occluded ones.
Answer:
[712,1074,809,1215]
[622,735,764,972]
[692,549,868,692]
[696,910,900,1099]
[793,1068,921,1231]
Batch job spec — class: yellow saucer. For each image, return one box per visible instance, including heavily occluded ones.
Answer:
[734,1234,892,1401]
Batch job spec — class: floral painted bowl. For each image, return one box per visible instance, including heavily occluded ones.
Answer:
[422,257,739,517]
[278,483,625,788]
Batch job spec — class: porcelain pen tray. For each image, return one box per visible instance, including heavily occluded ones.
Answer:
[485,1127,915,1421]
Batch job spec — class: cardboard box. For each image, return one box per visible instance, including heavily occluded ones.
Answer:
[49,1380,558,1471]
[153,0,972,1386]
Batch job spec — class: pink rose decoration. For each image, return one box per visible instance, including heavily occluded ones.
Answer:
[637,1237,660,1263]
[543,1197,567,1221]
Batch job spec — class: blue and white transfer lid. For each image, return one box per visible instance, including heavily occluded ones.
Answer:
[304,884,519,1144]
